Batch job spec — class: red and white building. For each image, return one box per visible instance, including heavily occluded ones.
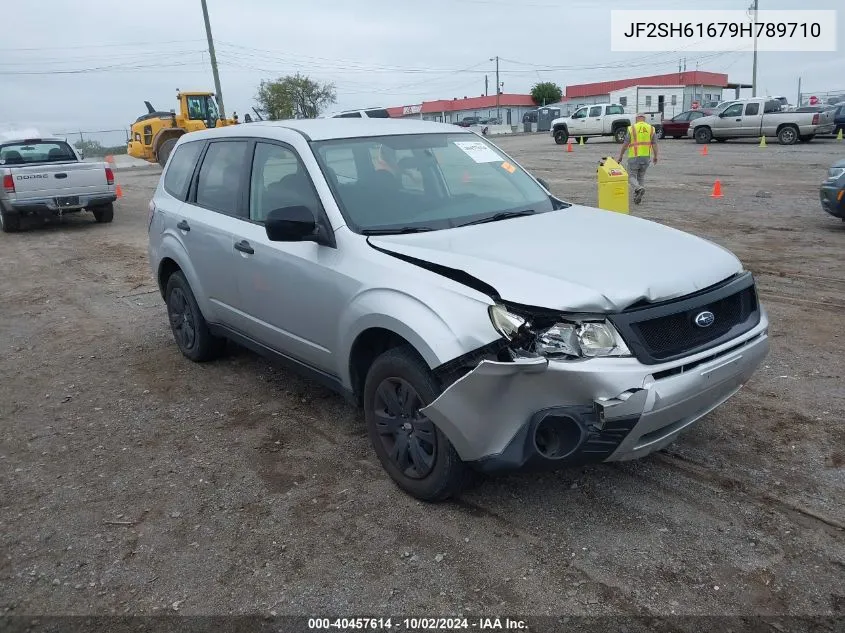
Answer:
[387,94,537,125]
[562,71,752,119]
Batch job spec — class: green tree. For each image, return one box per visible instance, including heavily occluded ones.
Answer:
[255,73,337,120]
[530,82,563,106]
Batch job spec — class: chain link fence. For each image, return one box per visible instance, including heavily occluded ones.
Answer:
[50,129,130,157]
[797,90,845,107]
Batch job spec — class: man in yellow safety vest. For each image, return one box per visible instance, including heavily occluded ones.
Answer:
[618,113,659,205]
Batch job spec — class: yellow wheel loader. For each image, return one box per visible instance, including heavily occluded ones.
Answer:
[127,91,239,167]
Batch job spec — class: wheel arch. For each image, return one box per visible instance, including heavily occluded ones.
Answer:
[339,289,498,399]
[154,238,215,321]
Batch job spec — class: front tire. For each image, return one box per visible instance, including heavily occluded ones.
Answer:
[0,210,21,233]
[553,128,568,145]
[364,346,471,502]
[694,127,713,144]
[164,271,225,362]
[93,203,114,223]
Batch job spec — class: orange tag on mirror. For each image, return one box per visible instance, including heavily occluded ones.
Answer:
[501,161,516,174]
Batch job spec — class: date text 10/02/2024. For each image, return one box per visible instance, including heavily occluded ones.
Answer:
[307,617,528,630]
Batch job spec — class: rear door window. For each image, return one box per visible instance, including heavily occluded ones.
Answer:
[589,106,603,117]
[745,103,760,116]
[163,140,203,200]
[194,140,249,215]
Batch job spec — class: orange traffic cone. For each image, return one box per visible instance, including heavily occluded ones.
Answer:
[566,139,573,152]
[700,144,708,156]
[710,180,723,198]
[115,184,123,198]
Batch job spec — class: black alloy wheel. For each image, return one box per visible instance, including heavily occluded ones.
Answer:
[372,377,437,479]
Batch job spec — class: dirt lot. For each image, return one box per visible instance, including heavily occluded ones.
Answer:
[1,134,843,626]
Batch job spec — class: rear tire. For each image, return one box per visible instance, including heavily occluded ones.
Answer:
[777,126,798,145]
[364,346,473,502]
[93,203,114,223]
[656,127,665,139]
[164,271,226,362]
[157,137,178,168]
[694,127,712,144]
[0,210,21,233]
[553,129,568,145]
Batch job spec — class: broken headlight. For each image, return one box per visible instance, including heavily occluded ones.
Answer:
[536,321,631,358]
[488,304,631,359]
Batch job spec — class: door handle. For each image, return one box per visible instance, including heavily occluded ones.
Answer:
[177,220,190,232]
[234,240,254,255]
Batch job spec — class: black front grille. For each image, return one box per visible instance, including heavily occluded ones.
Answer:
[609,272,761,365]
[632,287,755,360]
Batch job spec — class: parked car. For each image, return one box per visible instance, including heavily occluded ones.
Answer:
[0,135,116,233]
[658,110,713,139]
[833,105,845,135]
[330,107,391,119]
[688,97,836,144]
[551,104,662,144]
[820,158,845,221]
[456,116,482,127]
[148,119,770,501]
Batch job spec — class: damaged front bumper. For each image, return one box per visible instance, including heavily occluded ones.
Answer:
[420,310,770,473]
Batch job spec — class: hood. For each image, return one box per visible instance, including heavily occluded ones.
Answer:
[369,206,743,312]
[691,115,718,126]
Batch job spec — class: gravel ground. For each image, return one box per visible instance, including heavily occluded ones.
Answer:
[1,135,843,628]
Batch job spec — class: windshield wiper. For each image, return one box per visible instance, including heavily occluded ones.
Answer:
[361,226,434,235]
[458,209,535,227]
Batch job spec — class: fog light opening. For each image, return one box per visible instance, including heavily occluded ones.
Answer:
[533,415,583,460]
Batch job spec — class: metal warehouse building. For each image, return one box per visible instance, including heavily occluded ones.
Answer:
[564,71,751,119]
[387,94,537,125]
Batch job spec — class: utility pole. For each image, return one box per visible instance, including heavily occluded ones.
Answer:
[490,56,500,122]
[797,76,801,106]
[485,75,489,96]
[750,0,759,97]
[200,0,226,119]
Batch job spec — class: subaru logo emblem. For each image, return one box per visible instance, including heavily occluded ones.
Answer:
[694,311,715,328]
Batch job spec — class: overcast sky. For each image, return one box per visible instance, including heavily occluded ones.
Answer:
[2,0,842,143]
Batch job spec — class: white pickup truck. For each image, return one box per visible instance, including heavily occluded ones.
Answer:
[550,104,662,145]
[0,135,116,233]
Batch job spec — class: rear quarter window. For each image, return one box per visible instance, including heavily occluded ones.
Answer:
[163,141,203,200]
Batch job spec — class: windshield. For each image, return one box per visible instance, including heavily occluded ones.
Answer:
[0,140,76,165]
[311,133,560,233]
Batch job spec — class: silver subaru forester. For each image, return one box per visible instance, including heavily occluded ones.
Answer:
[148,119,769,501]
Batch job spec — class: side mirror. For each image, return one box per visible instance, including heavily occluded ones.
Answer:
[537,177,550,190]
[265,205,317,242]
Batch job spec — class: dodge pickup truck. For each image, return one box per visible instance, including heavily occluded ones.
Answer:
[551,104,662,145]
[688,97,836,145]
[0,136,116,233]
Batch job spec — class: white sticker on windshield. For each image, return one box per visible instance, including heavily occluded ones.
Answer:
[452,140,503,163]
